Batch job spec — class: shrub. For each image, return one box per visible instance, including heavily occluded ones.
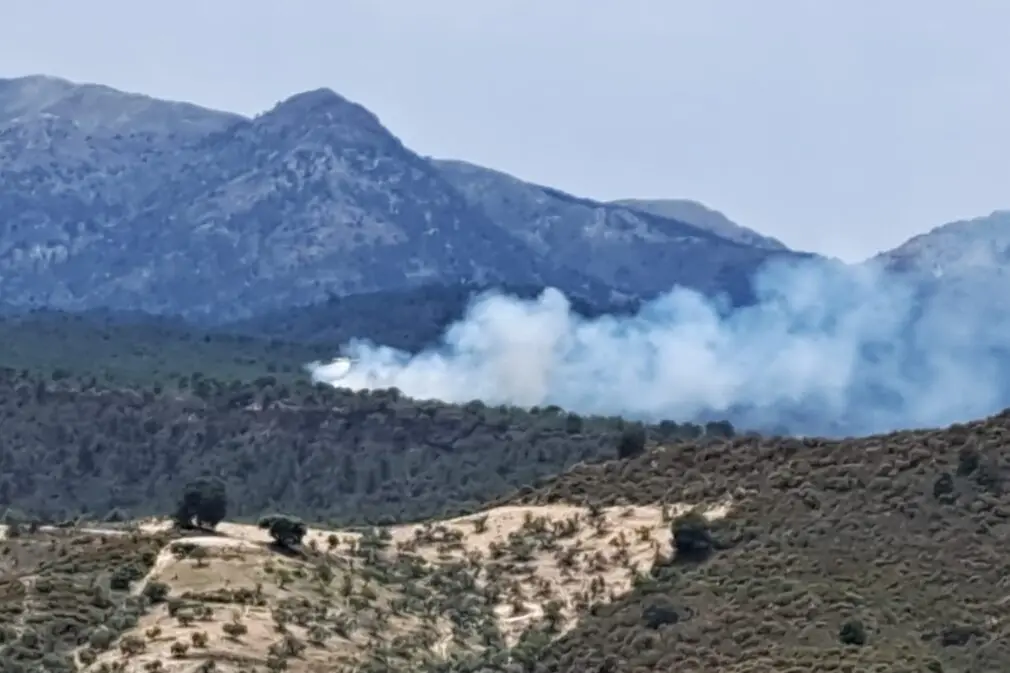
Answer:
[143,580,170,603]
[174,477,228,530]
[642,597,681,629]
[258,514,307,549]
[617,425,647,459]
[222,620,249,640]
[670,510,713,562]
[88,625,114,651]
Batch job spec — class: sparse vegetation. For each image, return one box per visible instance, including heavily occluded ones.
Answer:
[0,529,169,672]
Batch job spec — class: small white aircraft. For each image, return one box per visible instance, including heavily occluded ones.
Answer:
[314,355,358,381]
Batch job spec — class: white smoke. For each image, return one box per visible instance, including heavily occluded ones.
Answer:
[307,257,1009,436]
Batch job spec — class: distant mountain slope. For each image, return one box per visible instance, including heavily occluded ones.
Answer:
[0,74,241,137]
[874,209,1010,277]
[870,209,1010,355]
[873,210,1010,309]
[609,197,787,250]
[0,74,808,321]
[0,78,609,320]
[432,159,808,301]
[224,281,641,352]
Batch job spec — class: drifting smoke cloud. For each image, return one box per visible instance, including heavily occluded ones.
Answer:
[307,257,1009,437]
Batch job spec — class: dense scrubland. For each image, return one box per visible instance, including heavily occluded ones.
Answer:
[1,312,1008,673]
[0,367,728,526]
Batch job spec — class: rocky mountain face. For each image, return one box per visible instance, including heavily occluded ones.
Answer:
[608,198,787,250]
[431,159,807,301]
[874,210,1010,277]
[871,209,1010,343]
[1,75,808,321]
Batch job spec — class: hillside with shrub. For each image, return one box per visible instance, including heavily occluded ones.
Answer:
[501,410,1010,672]
[0,367,726,526]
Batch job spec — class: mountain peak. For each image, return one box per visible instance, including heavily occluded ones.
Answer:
[279,87,346,107]
[261,87,382,131]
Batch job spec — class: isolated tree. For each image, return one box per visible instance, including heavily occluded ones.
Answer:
[174,477,228,530]
[704,420,735,438]
[258,514,307,549]
[617,424,647,459]
[671,510,713,562]
[838,619,867,646]
[642,596,681,629]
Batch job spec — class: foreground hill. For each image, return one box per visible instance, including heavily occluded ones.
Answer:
[4,401,1009,672]
[0,499,727,673]
[0,74,809,321]
[507,410,1010,672]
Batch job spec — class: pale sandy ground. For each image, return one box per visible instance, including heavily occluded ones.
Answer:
[2,499,732,671]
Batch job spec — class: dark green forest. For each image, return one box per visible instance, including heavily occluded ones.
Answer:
[0,367,729,526]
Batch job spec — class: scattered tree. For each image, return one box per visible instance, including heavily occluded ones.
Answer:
[617,424,647,459]
[174,477,228,530]
[839,619,867,646]
[259,514,308,549]
[671,510,713,562]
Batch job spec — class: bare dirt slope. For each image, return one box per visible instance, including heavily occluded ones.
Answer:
[56,499,727,672]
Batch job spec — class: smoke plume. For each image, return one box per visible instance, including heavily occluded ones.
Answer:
[307,257,1009,437]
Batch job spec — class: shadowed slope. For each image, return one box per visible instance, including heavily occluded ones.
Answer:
[504,412,1010,672]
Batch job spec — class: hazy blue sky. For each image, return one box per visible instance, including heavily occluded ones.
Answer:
[3,1,1007,260]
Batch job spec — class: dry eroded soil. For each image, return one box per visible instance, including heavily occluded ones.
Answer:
[16,500,727,673]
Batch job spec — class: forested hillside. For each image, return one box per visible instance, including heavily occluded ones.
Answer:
[0,367,729,526]
[223,282,638,350]
[0,309,326,385]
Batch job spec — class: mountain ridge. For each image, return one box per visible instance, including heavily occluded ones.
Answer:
[2,73,1006,327]
[0,74,808,322]
[609,197,788,250]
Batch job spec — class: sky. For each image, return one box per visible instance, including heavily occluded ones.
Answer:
[2,1,1008,261]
